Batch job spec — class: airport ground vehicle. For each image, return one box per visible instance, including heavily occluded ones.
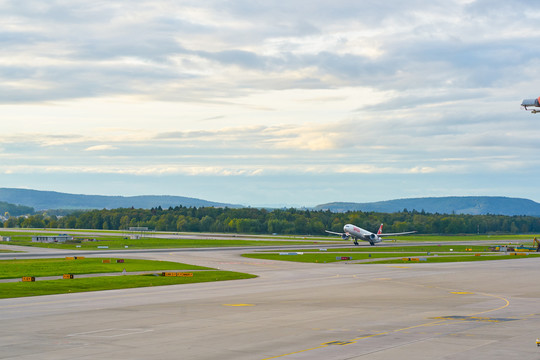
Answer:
[515,238,540,252]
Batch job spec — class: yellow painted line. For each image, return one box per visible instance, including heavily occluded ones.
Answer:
[467,292,510,316]
[350,331,388,341]
[451,291,474,294]
[261,344,328,360]
[467,317,502,323]
[386,266,409,268]
[389,319,447,333]
[223,304,255,307]
[261,283,512,360]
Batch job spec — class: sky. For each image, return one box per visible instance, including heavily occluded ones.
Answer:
[1,0,540,207]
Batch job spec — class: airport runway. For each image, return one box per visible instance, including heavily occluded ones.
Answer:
[0,228,323,242]
[1,246,540,359]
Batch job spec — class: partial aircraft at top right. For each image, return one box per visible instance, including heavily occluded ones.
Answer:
[521,97,540,113]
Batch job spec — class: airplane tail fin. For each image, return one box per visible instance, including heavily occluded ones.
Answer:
[377,223,383,235]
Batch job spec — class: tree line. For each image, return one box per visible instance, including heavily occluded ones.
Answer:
[2,206,540,235]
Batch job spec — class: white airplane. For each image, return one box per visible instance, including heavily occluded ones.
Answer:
[521,97,540,113]
[325,223,416,246]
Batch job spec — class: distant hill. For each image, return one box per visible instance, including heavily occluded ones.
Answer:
[0,201,35,216]
[313,196,540,216]
[0,188,242,211]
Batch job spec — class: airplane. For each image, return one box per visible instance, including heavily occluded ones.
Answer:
[325,223,416,246]
[521,97,540,113]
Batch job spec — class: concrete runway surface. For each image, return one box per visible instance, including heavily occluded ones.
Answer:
[1,247,540,359]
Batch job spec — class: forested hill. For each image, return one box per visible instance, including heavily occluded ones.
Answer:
[2,188,539,217]
[0,201,34,217]
[0,188,242,210]
[313,196,540,216]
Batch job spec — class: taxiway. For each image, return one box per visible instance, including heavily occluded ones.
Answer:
[1,245,539,359]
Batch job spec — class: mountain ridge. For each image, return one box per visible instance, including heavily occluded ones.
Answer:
[313,196,540,216]
[0,188,242,211]
[1,188,539,216]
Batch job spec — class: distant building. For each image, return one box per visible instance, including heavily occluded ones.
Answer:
[32,234,73,243]
[129,227,149,231]
[128,226,152,239]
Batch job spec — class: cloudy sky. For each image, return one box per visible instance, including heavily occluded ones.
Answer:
[1,0,540,207]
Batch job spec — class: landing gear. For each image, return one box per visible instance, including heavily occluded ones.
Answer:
[353,239,359,246]
[369,241,375,246]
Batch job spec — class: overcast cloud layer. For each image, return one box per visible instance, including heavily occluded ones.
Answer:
[1,0,540,207]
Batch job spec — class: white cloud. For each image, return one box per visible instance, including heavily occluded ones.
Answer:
[1,1,540,204]
[85,145,117,152]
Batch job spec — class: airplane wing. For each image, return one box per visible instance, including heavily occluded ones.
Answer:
[325,230,345,236]
[378,231,417,237]
[325,229,351,240]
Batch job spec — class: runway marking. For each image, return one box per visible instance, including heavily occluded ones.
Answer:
[261,282,512,360]
[223,303,255,307]
[261,344,328,359]
[451,291,474,294]
[67,328,154,338]
[467,292,510,316]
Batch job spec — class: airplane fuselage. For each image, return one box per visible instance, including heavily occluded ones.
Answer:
[343,224,382,244]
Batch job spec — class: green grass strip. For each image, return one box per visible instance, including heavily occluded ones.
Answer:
[393,234,540,242]
[0,271,257,299]
[0,258,212,279]
[364,254,540,264]
[242,252,540,264]
[242,253,423,263]
[264,244,493,253]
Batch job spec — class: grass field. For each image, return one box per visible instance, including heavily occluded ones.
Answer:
[0,258,257,299]
[0,271,257,299]
[242,247,540,264]
[242,252,426,263]
[390,234,539,242]
[0,258,212,279]
[264,244,494,253]
[365,254,540,264]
